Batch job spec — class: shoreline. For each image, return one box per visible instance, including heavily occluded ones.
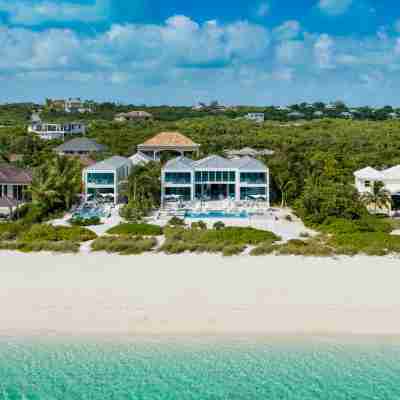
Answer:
[2,252,400,337]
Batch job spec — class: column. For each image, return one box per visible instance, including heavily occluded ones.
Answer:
[235,170,241,201]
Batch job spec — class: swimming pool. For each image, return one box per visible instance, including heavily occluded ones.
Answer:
[185,210,248,219]
[73,206,106,220]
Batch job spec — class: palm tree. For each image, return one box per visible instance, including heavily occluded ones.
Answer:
[361,181,392,213]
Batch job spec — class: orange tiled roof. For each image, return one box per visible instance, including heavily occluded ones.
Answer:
[141,132,198,147]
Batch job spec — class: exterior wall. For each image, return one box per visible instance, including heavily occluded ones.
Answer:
[28,123,86,140]
[355,177,400,195]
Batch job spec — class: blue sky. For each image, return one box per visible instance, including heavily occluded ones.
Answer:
[1,0,400,106]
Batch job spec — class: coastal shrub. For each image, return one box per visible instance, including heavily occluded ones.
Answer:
[222,245,246,257]
[213,221,225,230]
[168,216,186,227]
[250,242,277,256]
[107,223,163,236]
[321,216,392,235]
[69,216,102,226]
[275,237,334,257]
[91,236,157,255]
[0,240,79,253]
[0,222,26,240]
[191,221,207,230]
[20,224,96,243]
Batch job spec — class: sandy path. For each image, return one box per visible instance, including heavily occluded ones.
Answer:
[1,252,400,336]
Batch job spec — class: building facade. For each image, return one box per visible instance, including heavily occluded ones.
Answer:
[82,156,132,204]
[0,165,32,216]
[161,155,269,205]
[28,122,86,140]
[245,113,265,123]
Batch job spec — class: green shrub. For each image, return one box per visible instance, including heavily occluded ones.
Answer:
[168,216,186,227]
[20,224,97,243]
[213,221,225,230]
[275,237,334,257]
[0,240,79,253]
[250,242,277,256]
[222,245,245,257]
[0,222,26,240]
[92,236,157,255]
[191,221,207,230]
[107,223,163,236]
[70,216,102,226]
[321,216,392,235]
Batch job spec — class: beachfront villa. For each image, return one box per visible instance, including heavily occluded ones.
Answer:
[161,155,269,205]
[82,156,132,205]
[0,165,32,216]
[354,165,400,211]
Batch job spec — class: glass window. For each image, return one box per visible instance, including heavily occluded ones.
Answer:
[165,187,191,201]
[222,171,229,181]
[87,172,114,185]
[202,171,208,182]
[364,180,371,187]
[240,187,266,200]
[229,171,235,182]
[195,172,201,182]
[209,171,216,182]
[165,173,191,184]
[216,171,222,182]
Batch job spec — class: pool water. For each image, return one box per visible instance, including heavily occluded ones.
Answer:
[185,210,248,219]
[73,207,106,220]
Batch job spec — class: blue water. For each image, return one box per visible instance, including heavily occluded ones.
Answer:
[1,336,400,399]
[73,207,105,220]
[185,210,248,219]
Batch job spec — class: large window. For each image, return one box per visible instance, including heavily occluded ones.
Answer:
[240,187,266,200]
[165,187,191,201]
[240,172,266,184]
[165,172,191,184]
[195,171,236,183]
[87,172,114,185]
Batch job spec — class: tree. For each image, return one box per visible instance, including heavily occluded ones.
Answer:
[361,181,392,213]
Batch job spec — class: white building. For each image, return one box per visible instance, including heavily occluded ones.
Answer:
[28,121,86,140]
[354,165,400,212]
[245,113,265,123]
[82,156,132,205]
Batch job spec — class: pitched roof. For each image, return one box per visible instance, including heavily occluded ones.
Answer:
[0,164,32,184]
[164,156,194,171]
[130,151,153,166]
[231,156,267,171]
[54,137,107,153]
[116,110,153,118]
[140,132,199,148]
[382,165,400,180]
[85,156,131,171]
[354,166,383,180]
[193,155,233,169]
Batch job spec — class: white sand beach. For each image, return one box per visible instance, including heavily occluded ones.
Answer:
[2,252,400,336]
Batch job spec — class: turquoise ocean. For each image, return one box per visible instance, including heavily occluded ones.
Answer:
[1,336,400,399]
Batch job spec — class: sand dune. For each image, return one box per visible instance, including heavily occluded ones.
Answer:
[1,252,400,336]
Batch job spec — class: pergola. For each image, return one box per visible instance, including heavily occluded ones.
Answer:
[137,132,200,160]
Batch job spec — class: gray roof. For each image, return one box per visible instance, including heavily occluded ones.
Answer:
[54,137,107,153]
[163,155,267,172]
[85,156,131,171]
[130,151,153,166]
[193,155,233,169]
[164,156,195,171]
[231,156,267,171]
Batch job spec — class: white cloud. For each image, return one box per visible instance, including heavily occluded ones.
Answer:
[394,20,400,33]
[256,2,270,17]
[273,20,301,40]
[0,0,110,25]
[314,34,335,69]
[318,0,353,15]
[276,41,305,64]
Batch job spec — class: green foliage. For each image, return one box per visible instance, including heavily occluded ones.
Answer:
[0,222,26,240]
[91,236,157,255]
[20,224,96,242]
[360,181,392,213]
[161,226,280,255]
[213,221,225,230]
[168,217,186,227]
[191,221,207,230]
[120,200,147,223]
[321,216,392,234]
[107,223,163,236]
[0,240,79,253]
[69,216,102,226]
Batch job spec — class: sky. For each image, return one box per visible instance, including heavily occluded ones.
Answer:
[1,0,400,106]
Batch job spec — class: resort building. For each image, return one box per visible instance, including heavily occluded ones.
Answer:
[137,132,200,161]
[114,111,153,122]
[245,113,265,123]
[0,165,32,216]
[54,138,107,156]
[46,98,94,113]
[28,120,86,140]
[129,151,153,167]
[82,156,132,204]
[225,147,275,158]
[161,155,269,205]
[354,166,400,211]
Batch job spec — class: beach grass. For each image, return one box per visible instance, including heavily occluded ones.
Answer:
[91,235,158,255]
[106,223,163,236]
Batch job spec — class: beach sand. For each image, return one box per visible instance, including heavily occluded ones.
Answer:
[1,252,400,336]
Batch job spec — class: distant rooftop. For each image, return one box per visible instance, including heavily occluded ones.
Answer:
[54,137,107,153]
[0,164,32,184]
[139,132,199,148]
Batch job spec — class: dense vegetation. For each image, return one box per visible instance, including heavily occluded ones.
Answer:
[107,223,163,236]
[91,236,157,255]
